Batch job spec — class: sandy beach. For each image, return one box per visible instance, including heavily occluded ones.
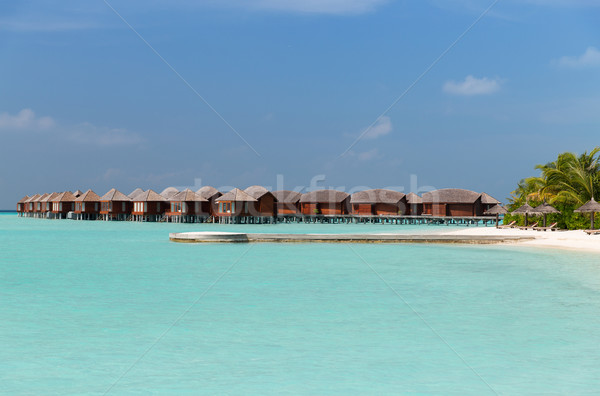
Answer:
[443,226,600,253]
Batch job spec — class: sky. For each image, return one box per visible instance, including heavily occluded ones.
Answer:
[1,0,599,208]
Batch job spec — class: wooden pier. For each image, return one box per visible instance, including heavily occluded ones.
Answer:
[169,231,533,244]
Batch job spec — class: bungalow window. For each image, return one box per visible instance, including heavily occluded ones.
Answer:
[95,203,98,211]
[122,202,126,212]
[59,203,63,211]
[144,202,147,213]
[82,202,86,212]
[157,202,160,212]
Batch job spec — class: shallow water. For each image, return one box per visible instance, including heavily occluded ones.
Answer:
[1,214,600,394]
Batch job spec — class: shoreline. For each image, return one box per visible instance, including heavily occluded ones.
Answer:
[442,227,600,253]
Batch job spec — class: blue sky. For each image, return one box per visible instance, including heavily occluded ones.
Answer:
[1,0,599,208]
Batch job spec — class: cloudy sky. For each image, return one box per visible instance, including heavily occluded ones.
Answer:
[1,0,599,208]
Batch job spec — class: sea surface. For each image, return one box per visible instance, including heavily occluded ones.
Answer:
[1,213,600,395]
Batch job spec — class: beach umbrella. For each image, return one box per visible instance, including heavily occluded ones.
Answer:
[530,202,560,227]
[484,204,508,227]
[512,203,535,226]
[574,198,600,230]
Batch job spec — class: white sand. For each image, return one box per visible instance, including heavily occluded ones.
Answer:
[442,227,600,253]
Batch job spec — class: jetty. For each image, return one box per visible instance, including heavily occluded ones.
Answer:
[169,231,534,244]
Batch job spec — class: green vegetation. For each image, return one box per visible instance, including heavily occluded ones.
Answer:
[505,147,600,229]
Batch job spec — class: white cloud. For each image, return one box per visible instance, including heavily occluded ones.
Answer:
[357,148,379,161]
[0,109,55,131]
[252,0,388,14]
[443,75,503,96]
[0,108,142,147]
[556,47,600,69]
[68,123,143,147]
[361,116,392,140]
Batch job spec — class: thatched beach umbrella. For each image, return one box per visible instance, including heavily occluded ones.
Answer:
[484,204,508,227]
[512,203,535,226]
[531,202,560,227]
[575,198,600,230]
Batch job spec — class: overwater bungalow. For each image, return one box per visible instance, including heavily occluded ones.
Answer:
[165,189,209,223]
[132,189,167,222]
[350,189,407,216]
[422,189,486,217]
[72,190,102,220]
[17,195,29,216]
[100,189,132,221]
[25,194,41,216]
[51,191,76,219]
[300,190,350,215]
[272,190,303,215]
[196,186,222,217]
[244,186,276,217]
[40,193,57,217]
[215,188,257,220]
[32,194,49,217]
[405,193,423,216]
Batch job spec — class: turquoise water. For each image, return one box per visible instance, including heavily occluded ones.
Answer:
[2,214,600,395]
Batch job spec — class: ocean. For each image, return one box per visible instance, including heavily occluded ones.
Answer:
[1,213,600,394]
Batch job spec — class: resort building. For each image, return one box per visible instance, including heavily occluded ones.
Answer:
[196,186,222,217]
[74,190,102,220]
[405,193,423,216]
[300,190,350,215]
[165,189,209,223]
[132,190,167,222]
[350,189,407,216]
[51,191,77,219]
[215,188,258,219]
[272,190,303,215]
[40,193,57,217]
[26,194,41,215]
[100,189,132,221]
[422,189,501,217]
[244,186,276,217]
[16,195,29,216]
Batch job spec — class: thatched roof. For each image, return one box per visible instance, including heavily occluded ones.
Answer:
[171,189,208,202]
[73,190,83,197]
[160,187,180,199]
[75,190,101,202]
[244,185,271,200]
[405,193,423,204]
[101,188,131,202]
[35,193,49,202]
[133,189,166,202]
[26,194,41,203]
[484,204,508,215]
[512,203,535,214]
[480,192,501,205]
[128,188,145,199]
[350,189,405,204]
[272,190,303,204]
[40,193,58,203]
[17,195,30,204]
[531,202,560,214]
[422,189,481,204]
[300,189,349,204]
[216,188,257,202]
[196,186,221,200]
[52,191,77,202]
[575,198,600,213]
